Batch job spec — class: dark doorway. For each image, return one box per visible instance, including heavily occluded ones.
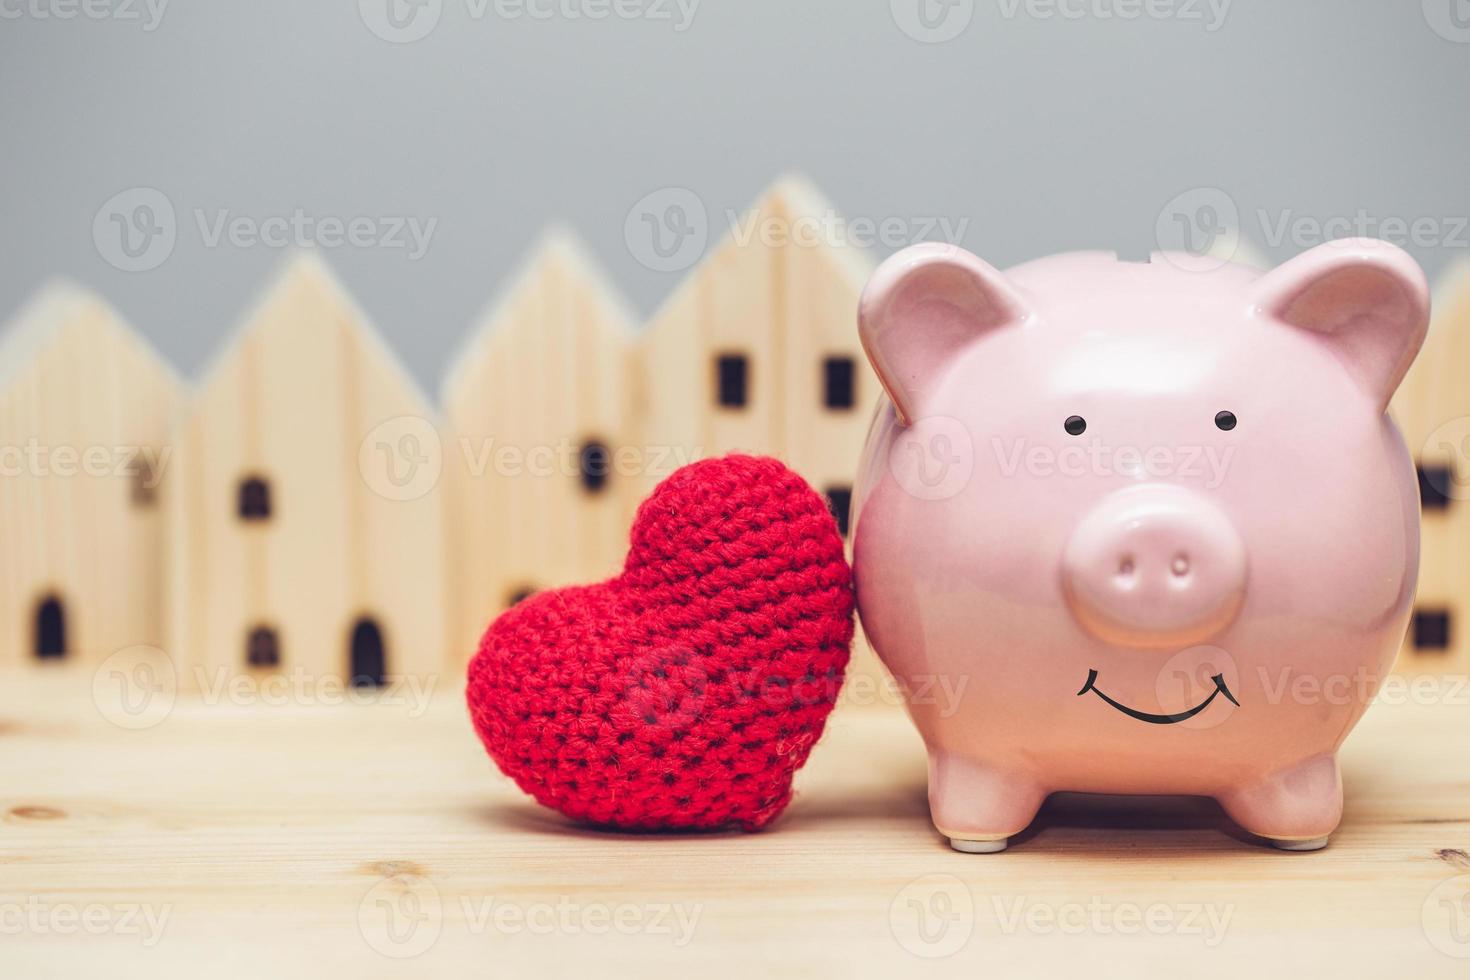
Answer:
[246,626,280,668]
[34,595,66,660]
[350,618,387,688]
[238,475,272,521]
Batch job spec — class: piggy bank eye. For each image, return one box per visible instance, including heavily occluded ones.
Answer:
[1064,416,1087,436]
[1215,411,1238,431]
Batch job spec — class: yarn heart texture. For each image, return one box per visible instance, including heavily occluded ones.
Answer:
[466,454,855,832]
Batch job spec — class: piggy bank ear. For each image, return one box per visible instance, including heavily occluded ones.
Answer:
[859,243,1032,425]
[1252,239,1429,411]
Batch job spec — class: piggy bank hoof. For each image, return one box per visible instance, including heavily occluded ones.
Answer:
[1270,836,1329,852]
[949,837,1008,854]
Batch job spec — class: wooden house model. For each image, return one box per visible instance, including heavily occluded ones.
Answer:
[442,233,638,659]
[0,284,181,665]
[1392,259,1470,673]
[164,255,447,686]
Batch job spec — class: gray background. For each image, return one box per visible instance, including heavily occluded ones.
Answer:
[2,0,1468,391]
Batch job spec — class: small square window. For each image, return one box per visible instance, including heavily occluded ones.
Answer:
[580,440,611,495]
[1419,465,1453,511]
[716,354,748,409]
[238,476,272,521]
[825,485,852,538]
[1412,608,1451,652]
[823,356,856,410]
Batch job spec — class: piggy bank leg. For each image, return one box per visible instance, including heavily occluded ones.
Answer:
[928,753,1047,853]
[1216,754,1342,851]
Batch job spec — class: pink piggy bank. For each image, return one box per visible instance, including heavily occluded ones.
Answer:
[851,240,1429,852]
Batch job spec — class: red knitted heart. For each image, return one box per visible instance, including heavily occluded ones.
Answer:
[466,454,855,831]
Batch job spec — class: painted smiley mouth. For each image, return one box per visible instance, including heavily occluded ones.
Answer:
[1076,669,1240,725]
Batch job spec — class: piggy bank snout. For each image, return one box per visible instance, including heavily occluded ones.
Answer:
[1063,486,1246,650]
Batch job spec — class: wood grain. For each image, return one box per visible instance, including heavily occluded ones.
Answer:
[2,666,1468,978]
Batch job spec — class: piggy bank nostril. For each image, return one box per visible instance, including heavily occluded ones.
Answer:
[1171,554,1191,578]
[1118,556,1135,577]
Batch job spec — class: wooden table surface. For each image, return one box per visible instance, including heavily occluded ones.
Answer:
[3,664,1470,978]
